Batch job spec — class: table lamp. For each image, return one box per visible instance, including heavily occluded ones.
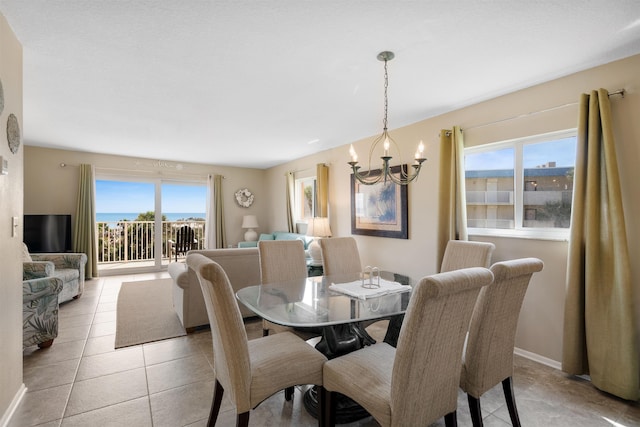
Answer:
[241,215,259,242]
[306,217,332,266]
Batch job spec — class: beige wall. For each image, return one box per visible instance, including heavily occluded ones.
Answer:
[265,54,640,364]
[24,147,267,247]
[0,12,24,423]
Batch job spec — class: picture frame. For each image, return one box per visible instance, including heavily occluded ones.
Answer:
[351,164,408,239]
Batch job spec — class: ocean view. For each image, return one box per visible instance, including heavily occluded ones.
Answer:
[96,213,205,222]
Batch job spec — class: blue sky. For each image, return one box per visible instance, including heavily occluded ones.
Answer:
[465,137,576,170]
[95,181,206,213]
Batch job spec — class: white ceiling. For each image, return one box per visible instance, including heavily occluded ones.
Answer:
[1,1,640,169]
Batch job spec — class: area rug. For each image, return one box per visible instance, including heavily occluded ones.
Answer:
[115,278,186,348]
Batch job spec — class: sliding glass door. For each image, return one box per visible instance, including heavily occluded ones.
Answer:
[95,177,206,274]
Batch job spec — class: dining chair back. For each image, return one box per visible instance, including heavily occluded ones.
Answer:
[319,237,361,277]
[257,239,319,400]
[258,239,308,283]
[460,257,543,427]
[323,266,494,427]
[440,240,495,272]
[382,239,496,347]
[188,253,327,427]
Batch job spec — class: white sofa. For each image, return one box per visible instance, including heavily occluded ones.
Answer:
[169,247,261,331]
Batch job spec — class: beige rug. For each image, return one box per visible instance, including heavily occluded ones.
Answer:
[115,278,186,349]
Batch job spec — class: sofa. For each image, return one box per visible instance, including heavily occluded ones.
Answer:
[22,243,88,303]
[23,276,63,349]
[169,247,261,331]
[237,231,313,251]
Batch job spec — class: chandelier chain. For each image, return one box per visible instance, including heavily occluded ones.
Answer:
[383,58,389,131]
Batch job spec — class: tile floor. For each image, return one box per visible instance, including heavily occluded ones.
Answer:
[11,272,640,426]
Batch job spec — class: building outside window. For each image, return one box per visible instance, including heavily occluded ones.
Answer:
[464,129,576,239]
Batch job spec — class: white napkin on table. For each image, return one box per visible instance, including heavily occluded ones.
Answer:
[329,278,411,300]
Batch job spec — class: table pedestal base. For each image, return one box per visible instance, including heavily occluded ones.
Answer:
[303,386,370,424]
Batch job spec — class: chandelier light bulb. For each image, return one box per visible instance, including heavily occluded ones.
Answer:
[349,144,358,162]
[383,137,390,156]
[416,140,425,159]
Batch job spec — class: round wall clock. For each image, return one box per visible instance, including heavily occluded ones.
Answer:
[7,113,21,154]
[0,78,4,116]
[235,188,255,208]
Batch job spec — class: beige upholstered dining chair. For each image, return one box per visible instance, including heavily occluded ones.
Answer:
[188,253,328,427]
[258,239,317,337]
[323,267,494,427]
[460,257,543,427]
[373,239,496,345]
[440,240,495,273]
[258,239,321,400]
[319,236,361,277]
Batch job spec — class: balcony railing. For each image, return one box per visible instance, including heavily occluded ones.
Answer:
[97,220,206,264]
[466,191,514,205]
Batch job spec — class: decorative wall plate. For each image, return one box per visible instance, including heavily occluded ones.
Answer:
[0,78,4,116]
[7,113,20,154]
[235,188,255,207]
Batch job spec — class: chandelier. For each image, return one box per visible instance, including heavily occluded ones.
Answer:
[348,51,426,186]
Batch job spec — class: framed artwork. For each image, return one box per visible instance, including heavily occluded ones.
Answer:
[351,164,408,239]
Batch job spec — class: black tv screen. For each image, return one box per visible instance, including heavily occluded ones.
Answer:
[24,214,73,253]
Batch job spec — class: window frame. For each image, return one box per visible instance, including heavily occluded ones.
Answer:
[464,129,576,241]
[293,176,317,221]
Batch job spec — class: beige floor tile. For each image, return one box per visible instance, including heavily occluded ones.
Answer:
[95,302,117,313]
[61,396,152,427]
[23,358,80,392]
[23,340,85,368]
[8,384,71,427]
[149,380,215,427]
[142,334,204,366]
[91,310,117,324]
[75,346,144,381]
[58,313,94,329]
[88,320,116,337]
[82,334,116,357]
[64,368,148,417]
[146,353,215,394]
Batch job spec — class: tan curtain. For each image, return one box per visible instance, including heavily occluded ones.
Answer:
[214,174,226,249]
[562,89,639,401]
[204,174,216,249]
[73,164,98,278]
[285,172,295,233]
[436,126,468,269]
[316,163,329,218]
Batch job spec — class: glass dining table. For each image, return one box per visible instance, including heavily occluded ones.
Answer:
[236,270,411,422]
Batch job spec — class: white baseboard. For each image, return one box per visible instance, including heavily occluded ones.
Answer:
[514,347,562,370]
[0,383,26,427]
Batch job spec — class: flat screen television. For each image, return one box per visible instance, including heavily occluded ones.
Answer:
[24,214,72,253]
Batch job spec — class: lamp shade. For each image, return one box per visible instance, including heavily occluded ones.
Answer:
[241,215,258,229]
[306,217,332,238]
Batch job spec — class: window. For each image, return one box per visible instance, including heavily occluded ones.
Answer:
[294,177,317,220]
[464,129,576,239]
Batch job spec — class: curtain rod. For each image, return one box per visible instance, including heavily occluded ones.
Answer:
[462,89,625,132]
[61,164,225,179]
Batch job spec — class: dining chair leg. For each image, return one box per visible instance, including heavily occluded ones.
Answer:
[323,388,336,427]
[285,386,294,401]
[467,394,483,427]
[237,411,250,427]
[208,379,224,427]
[444,410,458,427]
[502,377,522,427]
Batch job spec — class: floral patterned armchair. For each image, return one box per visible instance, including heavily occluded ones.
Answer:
[23,276,63,349]
[22,243,87,303]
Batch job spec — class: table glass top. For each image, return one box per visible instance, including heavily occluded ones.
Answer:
[236,271,412,328]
